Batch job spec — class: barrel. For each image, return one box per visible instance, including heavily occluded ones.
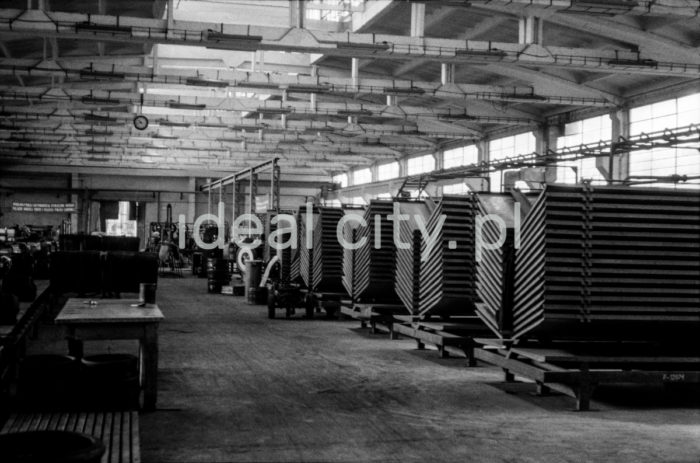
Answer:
[18,355,80,410]
[192,251,203,276]
[80,354,140,409]
[0,431,106,463]
[206,258,230,293]
[244,260,263,304]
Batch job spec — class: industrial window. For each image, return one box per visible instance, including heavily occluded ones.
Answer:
[377,161,399,181]
[352,168,372,185]
[106,201,137,237]
[488,133,536,192]
[629,93,700,188]
[406,154,435,176]
[556,115,611,184]
[443,145,478,169]
[442,182,469,195]
[332,173,348,188]
[347,196,366,206]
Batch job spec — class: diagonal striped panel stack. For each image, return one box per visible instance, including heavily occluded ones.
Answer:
[351,200,399,302]
[298,206,319,289]
[513,184,700,341]
[474,194,520,337]
[311,207,346,293]
[394,200,433,314]
[341,212,360,297]
[418,195,478,317]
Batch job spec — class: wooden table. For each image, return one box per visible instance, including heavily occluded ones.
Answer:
[55,299,164,411]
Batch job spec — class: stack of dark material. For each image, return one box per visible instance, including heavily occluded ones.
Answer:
[513,184,700,342]
[206,257,230,293]
[346,200,399,303]
[310,207,346,293]
[298,206,318,289]
[474,194,521,337]
[50,251,158,296]
[284,209,302,284]
[340,213,358,297]
[394,200,432,314]
[59,234,140,252]
[418,195,479,318]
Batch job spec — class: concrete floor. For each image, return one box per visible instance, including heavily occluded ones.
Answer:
[31,276,700,462]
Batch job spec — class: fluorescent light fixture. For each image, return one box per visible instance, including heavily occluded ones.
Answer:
[87,141,114,147]
[81,96,120,105]
[82,114,117,122]
[79,70,126,80]
[607,58,658,68]
[76,22,132,35]
[197,123,229,128]
[502,93,547,101]
[236,82,279,90]
[438,112,476,121]
[86,156,111,162]
[153,134,179,139]
[303,126,335,133]
[168,101,207,110]
[286,84,331,94]
[216,137,244,143]
[84,129,114,136]
[337,109,373,117]
[186,77,229,88]
[256,107,292,115]
[203,30,263,51]
[336,42,390,52]
[455,48,507,59]
[157,120,191,127]
[383,86,425,96]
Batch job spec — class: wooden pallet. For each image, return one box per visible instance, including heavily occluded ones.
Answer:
[392,316,492,366]
[0,410,140,463]
[474,338,700,411]
[340,302,404,337]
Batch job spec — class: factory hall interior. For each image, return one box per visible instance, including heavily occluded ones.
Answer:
[0,0,700,462]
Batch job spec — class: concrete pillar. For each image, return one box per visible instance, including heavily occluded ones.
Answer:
[519,16,543,45]
[601,109,630,182]
[440,63,455,85]
[70,173,79,234]
[351,57,359,90]
[188,177,196,223]
[410,2,425,37]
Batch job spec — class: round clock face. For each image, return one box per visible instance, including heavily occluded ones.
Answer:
[133,115,149,130]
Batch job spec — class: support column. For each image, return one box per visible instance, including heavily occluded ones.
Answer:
[601,109,630,183]
[440,63,455,85]
[410,2,425,38]
[351,57,359,91]
[519,16,543,45]
[187,177,196,223]
[70,173,79,234]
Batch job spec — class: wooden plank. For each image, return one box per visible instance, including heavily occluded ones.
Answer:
[131,411,141,463]
[56,411,71,431]
[75,411,88,434]
[511,346,700,364]
[0,413,20,433]
[109,411,122,463]
[37,412,52,430]
[102,412,114,463]
[121,411,131,463]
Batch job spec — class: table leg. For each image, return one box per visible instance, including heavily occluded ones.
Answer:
[142,324,159,411]
[66,328,83,358]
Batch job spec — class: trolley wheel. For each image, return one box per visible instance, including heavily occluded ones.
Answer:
[267,292,276,319]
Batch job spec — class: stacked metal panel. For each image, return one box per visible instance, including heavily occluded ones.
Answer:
[288,209,304,283]
[298,207,318,288]
[474,194,520,337]
[394,200,433,314]
[418,195,478,317]
[343,200,399,302]
[513,184,700,341]
[311,207,346,293]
